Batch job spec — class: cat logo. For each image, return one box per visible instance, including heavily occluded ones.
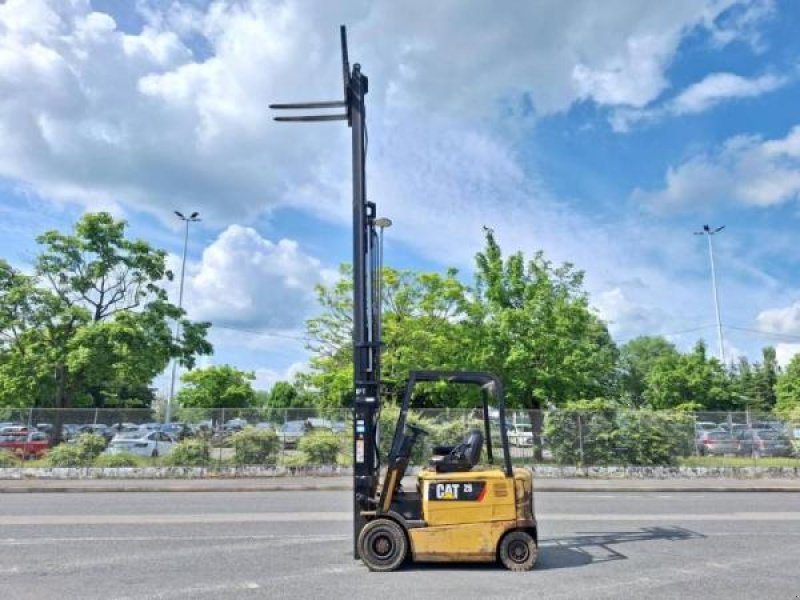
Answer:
[436,483,459,500]
[428,481,486,501]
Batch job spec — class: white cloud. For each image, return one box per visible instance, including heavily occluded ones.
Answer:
[0,0,760,221]
[775,343,800,368]
[671,72,786,114]
[756,301,800,335]
[633,126,800,212]
[612,71,788,131]
[0,0,783,358]
[253,362,306,390]
[592,287,668,338]
[176,224,334,330]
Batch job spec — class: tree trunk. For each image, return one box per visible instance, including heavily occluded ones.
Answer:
[528,402,544,462]
[51,363,67,445]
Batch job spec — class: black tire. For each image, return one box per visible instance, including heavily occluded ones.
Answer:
[357,518,408,572]
[498,530,538,572]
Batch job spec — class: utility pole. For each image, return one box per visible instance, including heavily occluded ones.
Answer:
[694,224,726,364]
[165,210,200,425]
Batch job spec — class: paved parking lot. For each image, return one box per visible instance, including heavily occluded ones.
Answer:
[1,490,799,599]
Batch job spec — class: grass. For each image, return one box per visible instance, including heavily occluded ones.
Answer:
[680,456,800,468]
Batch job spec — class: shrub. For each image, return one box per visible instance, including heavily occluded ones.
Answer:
[162,438,210,466]
[45,443,86,467]
[0,450,18,467]
[231,428,279,465]
[298,429,342,464]
[93,452,141,468]
[75,433,107,461]
[544,401,694,467]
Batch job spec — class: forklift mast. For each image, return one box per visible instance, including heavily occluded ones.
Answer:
[270,26,382,556]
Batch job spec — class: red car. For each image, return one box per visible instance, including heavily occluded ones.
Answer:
[0,431,51,459]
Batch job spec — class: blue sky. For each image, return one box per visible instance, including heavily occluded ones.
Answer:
[2,0,800,393]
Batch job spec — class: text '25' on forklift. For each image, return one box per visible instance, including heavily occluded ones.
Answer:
[271,26,538,572]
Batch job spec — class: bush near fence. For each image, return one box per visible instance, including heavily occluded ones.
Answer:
[1,406,796,469]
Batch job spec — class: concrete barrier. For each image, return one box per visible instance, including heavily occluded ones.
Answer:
[1,464,798,480]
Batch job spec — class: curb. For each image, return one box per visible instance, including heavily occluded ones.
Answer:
[3,483,800,493]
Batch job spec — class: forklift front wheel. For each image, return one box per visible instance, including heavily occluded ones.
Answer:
[357,518,408,572]
[498,530,538,572]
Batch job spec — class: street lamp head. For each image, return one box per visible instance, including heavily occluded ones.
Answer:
[174,211,185,219]
[374,217,392,229]
[190,211,200,219]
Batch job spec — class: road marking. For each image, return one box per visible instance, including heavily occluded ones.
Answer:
[0,512,351,526]
[0,534,349,545]
[4,511,800,526]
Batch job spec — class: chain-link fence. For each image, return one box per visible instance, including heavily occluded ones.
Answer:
[1,407,798,470]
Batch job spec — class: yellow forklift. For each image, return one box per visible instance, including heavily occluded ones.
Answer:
[359,370,538,571]
[272,26,537,572]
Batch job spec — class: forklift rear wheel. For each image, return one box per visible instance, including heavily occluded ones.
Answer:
[498,530,538,571]
[357,518,408,572]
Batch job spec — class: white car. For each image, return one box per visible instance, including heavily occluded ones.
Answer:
[507,423,534,447]
[105,431,177,458]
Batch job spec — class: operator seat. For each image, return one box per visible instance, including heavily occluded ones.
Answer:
[429,429,484,473]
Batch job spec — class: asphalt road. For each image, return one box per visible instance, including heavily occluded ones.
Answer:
[2,491,799,599]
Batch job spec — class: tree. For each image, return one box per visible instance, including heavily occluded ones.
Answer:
[302,265,470,408]
[0,213,212,415]
[466,229,618,412]
[643,340,733,411]
[775,353,800,418]
[751,347,779,412]
[618,336,679,406]
[176,365,256,409]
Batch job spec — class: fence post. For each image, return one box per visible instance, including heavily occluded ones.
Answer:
[577,413,584,466]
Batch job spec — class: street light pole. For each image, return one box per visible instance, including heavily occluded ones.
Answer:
[165,210,200,425]
[694,224,726,364]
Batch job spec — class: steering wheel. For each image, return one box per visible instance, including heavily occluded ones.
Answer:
[407,423,429,437]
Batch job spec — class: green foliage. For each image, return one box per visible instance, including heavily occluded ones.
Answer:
[0,213,212,412]
[162,439,210,466]
[231,428,280,464]
[544,400,693,466]
[177,365,256,410]
[619,336,679,406]
[75,433,107,460]
[298,429,342,464]
[0,450,19,467]
[643,340,733,410]
[776,354,800,417]
[45,444,86,467]
[468,229,618,410]
[258,381,316,421]
[303,265,472,408]
[93,452,142,467]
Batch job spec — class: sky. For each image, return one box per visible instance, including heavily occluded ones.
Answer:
[2,0,800,393]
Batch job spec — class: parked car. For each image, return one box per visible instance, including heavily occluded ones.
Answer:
[77,424,114,444]
[61,424,81,441]
[507,423,534,447]
[0,425,33,436]
[160,423,194,440]
[736,429,794,458]
[696,430,738,456]
[105,431,177,458]
[225,418,249,430]
[0,431,50,459]
[277,420,311,448]
[694,421,718,432]
[108,423,140,436]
